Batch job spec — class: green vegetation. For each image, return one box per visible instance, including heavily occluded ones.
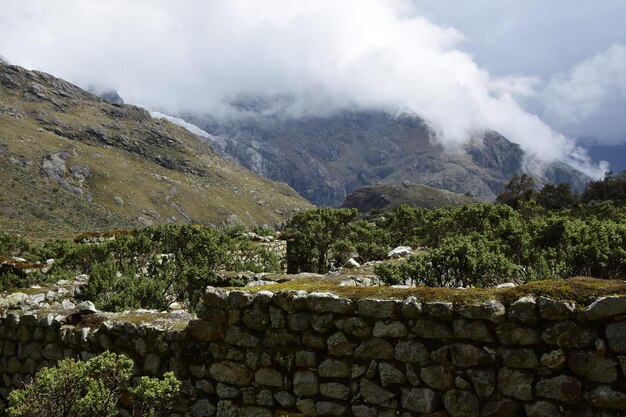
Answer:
[6,351,180,417]
[284,176,626,287]
[0,224,281,311]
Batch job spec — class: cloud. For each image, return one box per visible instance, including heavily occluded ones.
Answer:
[543,44,626,144]
[0,0,608,176]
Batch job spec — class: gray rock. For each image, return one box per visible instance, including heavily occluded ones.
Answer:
[466,369,495,398]
[311,313,335,333]
[189,319,226,342]
[226,290,253,309]
[581,296,626,321]
[269,306,285,328]
[424,301,454,319]
[496,322,542,345]
[401,296,422,318]
[568,351,618,383]
[455,376,471,390]
[541,349,566,369]
[357,298,396,318]
[191,399,216,417]
[542,322,598,348]
[327,331,353,356]
[537,296,576,320]
[352,405,378,417]
[379,362,405,386]
[296,398,316,417]
[387,246,413,258]
[393,340,429,364]
[525,401,563,417]
[499,348,538,369]
[296,351,317,368]
[143,353,161,375]
[359,378,395,404]
[224,326,259,348]
[209,361,252,386]
[293,370,318,397]
[453,319,494,342]
[443,390,480,417]
[335,317,371,338]
[585,385,626,410]
[457,300,506,323]
[256,389,274,406]
[216,383,239,399]
[606,321,626,353]
[318,359,350,378]
[239,406,272,417]
[509,296,538,323]
[254,367,283,387]
[482,399,519,417]
[287,312,311,331]
[401,387,438,413]
[216,400,238,417]
[451,344,494,367]
[355,338,394,360]
[420,365,454,390]
[536,375,582,404]
[412,319,453,339]
[372,321,407,338]
[242,305,270,331]
[307,292,354,314]
[344,258,360,268]
[76,300,97,313]
[274,391,295,408]
[316,401,347,416]
[320,382,351,400]
[273,290,308,312]
[497,368,534,400]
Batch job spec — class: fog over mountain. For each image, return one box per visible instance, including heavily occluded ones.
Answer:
[1,0,624,176]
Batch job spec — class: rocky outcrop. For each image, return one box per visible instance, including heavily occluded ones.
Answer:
[2,287,626,415]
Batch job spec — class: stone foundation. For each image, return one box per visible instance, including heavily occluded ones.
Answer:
[2,286,626,416]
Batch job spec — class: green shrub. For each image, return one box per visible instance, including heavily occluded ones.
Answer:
[7,351,180,417]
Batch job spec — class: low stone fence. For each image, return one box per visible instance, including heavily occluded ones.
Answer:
[2,285,626,416]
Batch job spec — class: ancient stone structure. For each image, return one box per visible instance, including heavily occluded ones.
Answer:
[2,286,626,416]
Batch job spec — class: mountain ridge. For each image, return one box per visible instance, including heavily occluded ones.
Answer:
[0,63,311,238]
[185,110,589,206]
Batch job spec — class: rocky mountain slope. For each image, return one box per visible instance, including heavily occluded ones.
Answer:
[0,63,311,238]
[342,182,478,213]
[188,111,589,206]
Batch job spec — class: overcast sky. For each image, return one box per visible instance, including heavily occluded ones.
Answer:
[1,0,624,176]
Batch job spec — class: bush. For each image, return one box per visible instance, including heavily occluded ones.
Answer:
[6,351,180,417]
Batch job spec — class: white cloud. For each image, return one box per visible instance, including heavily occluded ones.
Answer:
[0,0,609,176]
[543,44,626,144]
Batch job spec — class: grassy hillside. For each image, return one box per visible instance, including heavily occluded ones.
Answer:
[0,63,311,239]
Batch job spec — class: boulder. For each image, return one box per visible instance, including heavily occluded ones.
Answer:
[387,246,413,258]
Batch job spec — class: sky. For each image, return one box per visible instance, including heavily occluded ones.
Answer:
[1,0,625,176]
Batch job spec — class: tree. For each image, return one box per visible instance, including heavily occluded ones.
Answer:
[537,183,578,210]
[7,351,180,417]
[284,208,359,273]
[496,174,537,209]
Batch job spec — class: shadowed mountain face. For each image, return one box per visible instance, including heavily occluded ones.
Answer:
[342,182,479,213]
[187,111,589,206]
[0,63,311,238]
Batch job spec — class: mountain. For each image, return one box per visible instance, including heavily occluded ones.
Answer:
[0,63,311,238]
[342,182,478,213]
[186,111,589,206]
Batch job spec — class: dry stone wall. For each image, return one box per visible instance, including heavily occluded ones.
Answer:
[3,287,626,416]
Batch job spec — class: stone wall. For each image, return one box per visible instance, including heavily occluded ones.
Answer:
[3,286,626,416]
